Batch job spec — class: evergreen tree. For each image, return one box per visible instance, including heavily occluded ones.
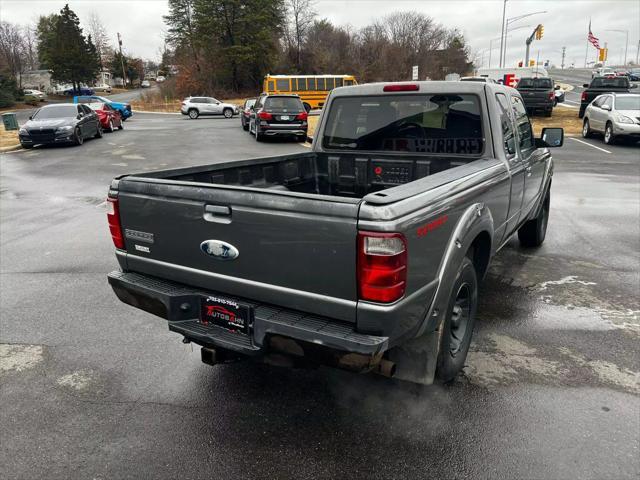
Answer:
[37,4,100,90]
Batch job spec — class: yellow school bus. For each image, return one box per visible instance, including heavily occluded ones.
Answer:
[263,74,357,111]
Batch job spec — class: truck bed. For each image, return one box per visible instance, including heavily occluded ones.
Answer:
[136,152,475,199]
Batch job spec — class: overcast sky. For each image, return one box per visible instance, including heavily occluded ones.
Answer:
[1,0,638,67]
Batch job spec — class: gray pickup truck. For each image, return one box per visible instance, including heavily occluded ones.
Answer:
[107,81,563,385]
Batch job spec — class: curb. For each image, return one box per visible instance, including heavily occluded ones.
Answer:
[0,143,23,153]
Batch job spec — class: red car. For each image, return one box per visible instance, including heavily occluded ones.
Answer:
[87,102,123,132]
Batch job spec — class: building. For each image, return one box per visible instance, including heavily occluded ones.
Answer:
[18,70,54,93]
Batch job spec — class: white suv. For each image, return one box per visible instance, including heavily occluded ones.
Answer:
[180,97,239,119]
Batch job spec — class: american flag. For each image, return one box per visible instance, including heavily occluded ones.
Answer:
[588,21,601,49]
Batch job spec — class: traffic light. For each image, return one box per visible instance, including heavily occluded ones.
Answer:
[518,60,524,67]
[535,25,544,40]
[529,59,536,67]
[599,48,608,62]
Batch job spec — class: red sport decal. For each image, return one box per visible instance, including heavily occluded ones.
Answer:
[417,215,448,237]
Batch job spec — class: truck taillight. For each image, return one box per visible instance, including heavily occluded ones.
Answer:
[258,110,273,120]
[581,91,587,101]
[357,232,407,303]
[107,197,124,249]
[548,91,555,100]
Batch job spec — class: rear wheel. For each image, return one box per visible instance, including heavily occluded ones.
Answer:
[435,256,478,383]
[108,119,115,132]
[582,118,592,138]
[604,122,615,145]
[223,108,233,118]
[518,191,550,247]
[242,119,249,131]
[94,124,103,138]
[188,109,199,119]
[255,127,263,142]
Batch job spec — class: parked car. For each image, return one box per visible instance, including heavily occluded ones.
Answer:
[240,98,257,131]
[249,94,308,141]
[23,89,46,101]
[579,76,636,117]
[74,95,133,120]
[86,102,124,132]
[180,97,238,119]
[94,83,113,93]
[63,86,95,96]
[460,76,497,83]
[156,75,166,83]
[106,81,563,386]
[554,85,565,105]
[582,93,640,145]
[516,77,555,116]
[141,80,151,88]
[18,103,102,148]
[614,69,629,77]
[628,68,640,81]
[592,67,615,78]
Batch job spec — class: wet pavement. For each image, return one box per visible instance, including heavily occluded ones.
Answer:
[1,114,638,479]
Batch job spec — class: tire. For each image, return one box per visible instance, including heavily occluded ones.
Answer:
[108,119,114,132]
[94,124,103,138]
[188,109,199,119]
[582,119,592,138]
[255,128,263,142]
[544,108,552,117]
[118,122,124,130]
[604,122,615,145]
[435,256,478,383]
[297,135,307,142]
[242,122,249,131]
[303,103,311,112]
[578,107,585,119]
[223,108,233,118]
[73,127,83,146]
[518,190,550,247]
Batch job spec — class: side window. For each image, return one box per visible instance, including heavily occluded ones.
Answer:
[601,96,612,109]
[317,78,325,90]
[325,78,335,90]
[511,96,534,151]
[308,78,316,90]
[335,77,343,88]
[275,78,289,91]
[267,81,275,92]
[297,78,307,91]
[496,93,516,158]
[82,105,92,114]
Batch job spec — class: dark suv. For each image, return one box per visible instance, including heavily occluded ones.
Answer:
[249,94,308,141]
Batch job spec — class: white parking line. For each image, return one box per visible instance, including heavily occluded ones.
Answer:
[569,137,612,154]
[564,99,580,104]
[557,103,578,109]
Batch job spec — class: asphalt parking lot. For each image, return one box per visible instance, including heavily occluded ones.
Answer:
[1,113,638,479]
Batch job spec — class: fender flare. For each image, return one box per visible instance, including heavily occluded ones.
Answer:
[389,203,494,385]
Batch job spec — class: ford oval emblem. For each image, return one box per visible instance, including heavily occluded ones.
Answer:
[200,240,239,261]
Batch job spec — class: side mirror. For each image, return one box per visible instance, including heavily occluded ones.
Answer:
[77,113,83,119]
[631,84,638,89]
[28,115,33,120]
[536,127,564,148]
[601,104,612,111]
[583,83,589,88]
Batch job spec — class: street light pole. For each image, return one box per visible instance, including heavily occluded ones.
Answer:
[503,11,547,67]
[606,29,629,66]
[499,0,508,68]
[502,25,531,67]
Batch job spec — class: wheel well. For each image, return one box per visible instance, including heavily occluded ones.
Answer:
[468,231,491,280]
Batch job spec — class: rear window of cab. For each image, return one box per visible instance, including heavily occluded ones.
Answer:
[322,94,484,155]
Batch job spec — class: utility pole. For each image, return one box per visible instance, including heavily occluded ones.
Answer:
[525,24,542,67]
[117,32,127,87]
[636,39,640,65]
[561,46,566,69]
[606,29,629,66]
[499,0,508,68]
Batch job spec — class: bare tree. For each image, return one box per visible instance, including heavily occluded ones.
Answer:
[286,0,316,71]
[86,12,110,69]
[0,21,26,79]
[22,24,39,71]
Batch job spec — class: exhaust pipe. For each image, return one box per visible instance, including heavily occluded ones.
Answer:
[374,359,396,378]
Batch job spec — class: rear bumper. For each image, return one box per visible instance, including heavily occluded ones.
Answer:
[259,124,308,136]
[108,270,388,356]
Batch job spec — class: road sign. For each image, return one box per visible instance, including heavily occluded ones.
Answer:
[412,65,419,81]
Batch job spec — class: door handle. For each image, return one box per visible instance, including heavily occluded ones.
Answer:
[526,166,532,176]
[204,205,232,224]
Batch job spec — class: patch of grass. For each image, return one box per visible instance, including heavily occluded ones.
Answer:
[531,107,583,136]
[0,128,20,150]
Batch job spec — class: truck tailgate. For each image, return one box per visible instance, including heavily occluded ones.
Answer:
[115,178,360,322]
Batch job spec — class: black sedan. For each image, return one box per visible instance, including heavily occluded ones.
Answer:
[19,104,103,149]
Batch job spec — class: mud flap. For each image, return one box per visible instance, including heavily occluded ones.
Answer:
[387,322,443,385]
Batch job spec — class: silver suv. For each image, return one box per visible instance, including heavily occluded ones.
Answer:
[583,93,640,145]
[180,97,239,119]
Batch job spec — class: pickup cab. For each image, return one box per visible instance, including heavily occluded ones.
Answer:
[107,82,563,385]
[516,77,555,116]
[579,76,636,117]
